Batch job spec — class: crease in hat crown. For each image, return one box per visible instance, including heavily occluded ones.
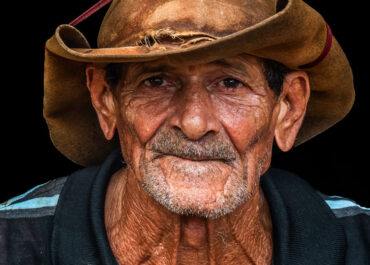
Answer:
[43,0,355,166]
[97,0,278,48]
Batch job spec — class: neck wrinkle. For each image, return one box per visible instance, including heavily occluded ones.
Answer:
[204,184,272,265]
[226,215,257,265]
[226,189,262,265]
[206,219,216,265]
[231,186,273,265]
[105,168,273,265]
[105,168,182,264]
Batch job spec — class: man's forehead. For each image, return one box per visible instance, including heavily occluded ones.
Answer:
[126,54,263,75]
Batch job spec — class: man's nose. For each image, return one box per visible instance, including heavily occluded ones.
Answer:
[169,83,220,140]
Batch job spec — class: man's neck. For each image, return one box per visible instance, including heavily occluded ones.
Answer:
[104,168,273,265]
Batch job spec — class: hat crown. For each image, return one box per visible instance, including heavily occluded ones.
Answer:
[97,0,277,48]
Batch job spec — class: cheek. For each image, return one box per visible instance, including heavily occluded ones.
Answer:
[213,94,274,154]
[118,91,173,146]
[115,92,173,179]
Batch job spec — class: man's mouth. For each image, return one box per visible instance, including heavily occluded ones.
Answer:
[152,152,233,164]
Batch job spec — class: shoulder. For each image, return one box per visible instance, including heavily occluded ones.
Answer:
[318,192,370,264]
[264,168,370,219]
[265,168,370,263]
[0,176,68,265]
[317,192,370,219]
[0,176,67,219]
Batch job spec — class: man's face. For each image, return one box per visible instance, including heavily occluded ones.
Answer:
[109,54,282,218]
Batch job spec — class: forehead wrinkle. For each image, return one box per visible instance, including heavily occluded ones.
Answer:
[208,59,242,71]
[207,59,253,80]
[126,56,261,81]
[129,61,178,76]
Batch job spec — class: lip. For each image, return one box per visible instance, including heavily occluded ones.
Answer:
[153,153,231,164]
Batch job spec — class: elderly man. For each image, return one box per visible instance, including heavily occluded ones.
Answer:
[1,0,369,264]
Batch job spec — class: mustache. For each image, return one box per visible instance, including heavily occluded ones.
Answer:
[148,128,236,162]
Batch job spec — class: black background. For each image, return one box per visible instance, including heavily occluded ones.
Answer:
[1,0,369,207]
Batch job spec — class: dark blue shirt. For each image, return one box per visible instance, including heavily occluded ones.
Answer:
[1,150,369,265]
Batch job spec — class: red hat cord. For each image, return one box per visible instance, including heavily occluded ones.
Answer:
[69,0,112,26]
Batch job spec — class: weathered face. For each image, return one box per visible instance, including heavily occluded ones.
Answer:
[110,54,281,218]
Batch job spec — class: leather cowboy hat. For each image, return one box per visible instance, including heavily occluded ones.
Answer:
[43,0,355,166]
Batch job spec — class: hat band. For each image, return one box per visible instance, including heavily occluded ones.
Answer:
[299,23,333,69]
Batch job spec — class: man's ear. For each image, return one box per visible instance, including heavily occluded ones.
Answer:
[86,64,117,140]
[274,71,310,152]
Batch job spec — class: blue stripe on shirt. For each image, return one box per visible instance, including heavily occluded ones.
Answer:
[325,199,370,211]
[0,194,60,211]
[1,181,50,207]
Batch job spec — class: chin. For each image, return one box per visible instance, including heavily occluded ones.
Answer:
[140,158,255,219]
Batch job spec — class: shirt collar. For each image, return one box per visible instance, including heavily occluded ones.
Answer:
[261,168,346,265]
[51,149,122,265]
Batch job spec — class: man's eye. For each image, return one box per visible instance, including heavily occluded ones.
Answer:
[144,76,166,87]
[220,78,243,89]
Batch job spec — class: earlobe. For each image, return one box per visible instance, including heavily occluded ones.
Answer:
[86,65,117,140]
[274,71,310,152]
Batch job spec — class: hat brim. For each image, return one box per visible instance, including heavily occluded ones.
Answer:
[44,0,355,166]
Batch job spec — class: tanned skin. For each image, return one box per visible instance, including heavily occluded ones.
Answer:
[86,54,310,264]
